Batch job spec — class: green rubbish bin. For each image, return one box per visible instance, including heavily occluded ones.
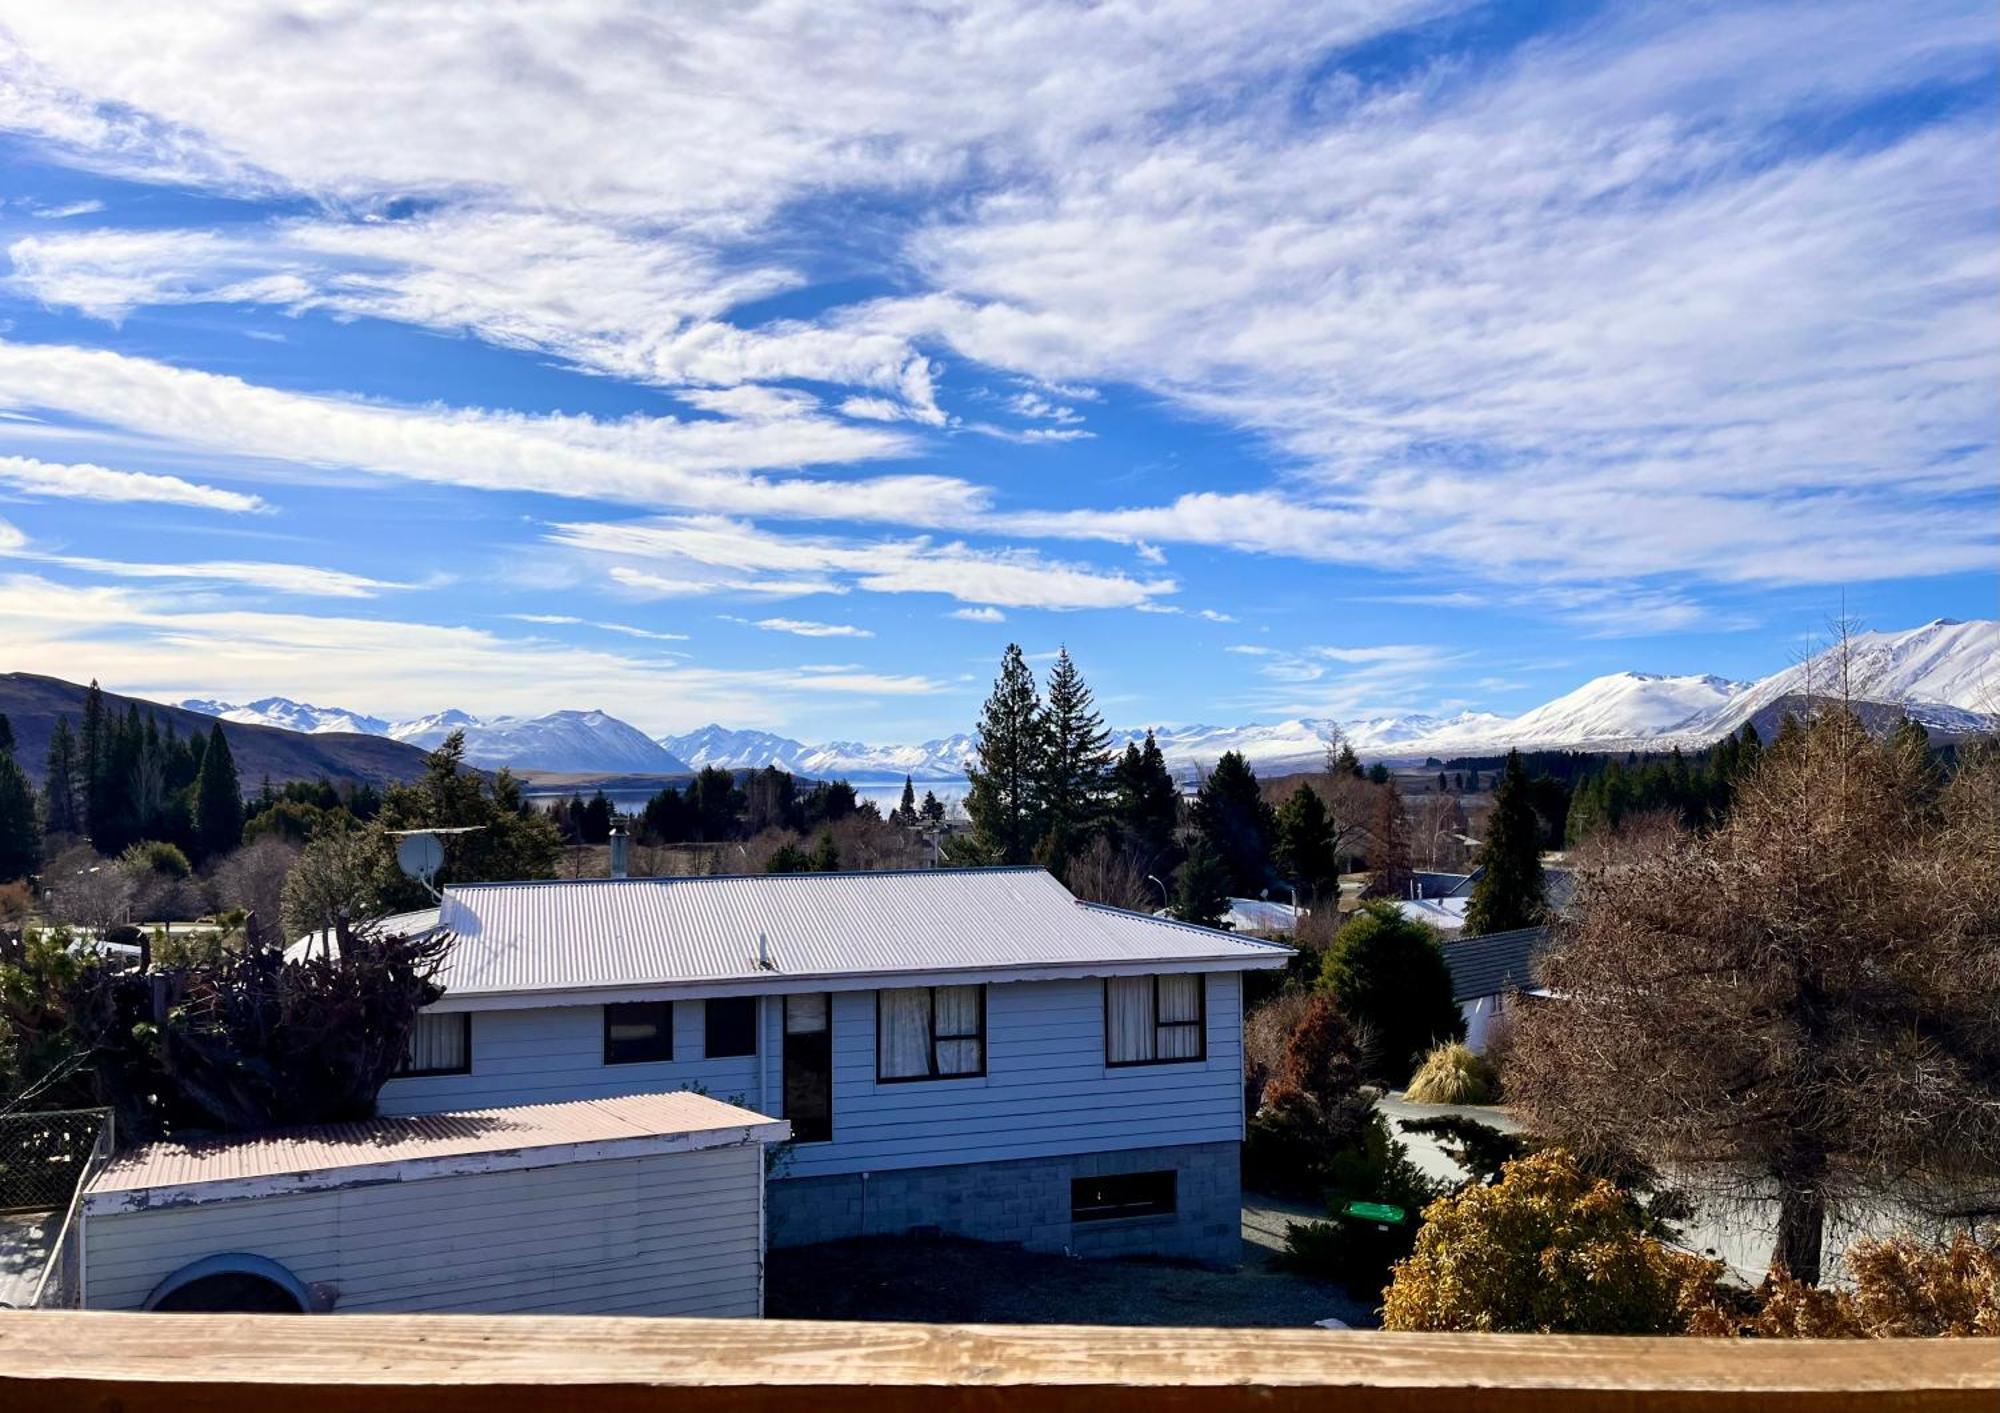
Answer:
[1333,1199,1413,1288]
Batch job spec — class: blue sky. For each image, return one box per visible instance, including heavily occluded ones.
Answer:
[0,1,1992,743]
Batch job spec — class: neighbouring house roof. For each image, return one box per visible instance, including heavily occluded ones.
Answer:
[1442,925,1551,1004]
[83,1092,788,1215]
[1396,896,1470,932]
[1224,897,1301,935]
[299,867,1291,1008]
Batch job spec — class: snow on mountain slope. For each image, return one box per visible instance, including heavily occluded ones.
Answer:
[660,724,814,774]
[794,734,978,782]
[182,696,391,736]
[1698,619,2000,739]
[391,709,693,774]
[1483,672,1746,746]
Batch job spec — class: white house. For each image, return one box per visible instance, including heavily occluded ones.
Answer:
[77,1091,787,1315]
[329,867,1293,1266]
[1440,924,1550,1051]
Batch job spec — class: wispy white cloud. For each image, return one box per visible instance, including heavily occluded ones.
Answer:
[0,572,949,728]
[505,613,690,642]
[0,338,982,523]
[742,616,874,639]
[0,453,265,512]
[557,515,1178,612]
[948,606,1005,623]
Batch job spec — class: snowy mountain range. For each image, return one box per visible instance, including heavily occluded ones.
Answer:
[185,618,1997,780]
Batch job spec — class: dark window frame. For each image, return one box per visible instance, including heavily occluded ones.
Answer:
[874,984,987,1084]
[1103,973,1208,1068]
[395,1012,471,1078]
[783,992,833,1144]
[704,996,759,1059]
[603,1000,675,1066]
[1071,1170,1178,1223]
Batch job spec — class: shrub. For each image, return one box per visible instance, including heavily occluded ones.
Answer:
[1405,1042,1500,1104]
[1380,1148,1726,1333]
[1243,993,1375,1197]
[1318,901,1463,1084]
[1737,1232,2000,1339]
[119,840,191,879]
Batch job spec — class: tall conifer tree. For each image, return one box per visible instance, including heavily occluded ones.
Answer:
[42,717,83,837]
[0,715,37,882]
[1036,647,1112,872]
[964,644,1048,864]
[1463,750,1546,935]
[194,722,245,860]
[1190,750,1274,895]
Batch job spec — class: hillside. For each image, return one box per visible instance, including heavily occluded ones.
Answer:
[3,674,436,790]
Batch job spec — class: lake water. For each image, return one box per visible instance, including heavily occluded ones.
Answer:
[526,778,972,819]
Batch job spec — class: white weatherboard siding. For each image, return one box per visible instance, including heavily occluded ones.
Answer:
[84,1143,762,1315]
[381,973,1245,1179]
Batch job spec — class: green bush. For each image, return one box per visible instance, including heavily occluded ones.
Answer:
[119,840,191,879]
[1318,901,1463,1084]
[1405,1042,1500,1104]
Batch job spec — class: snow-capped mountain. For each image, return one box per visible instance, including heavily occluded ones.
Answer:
[662,725,815,774]
[389,709,694,775]
[1696,619,1999,740]
[188,617,1996,781]
[182,696,391,736]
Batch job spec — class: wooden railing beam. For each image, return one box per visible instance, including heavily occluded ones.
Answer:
[2,1311,1995,1413]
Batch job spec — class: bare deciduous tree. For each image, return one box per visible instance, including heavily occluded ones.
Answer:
[1509,713,2000,1285]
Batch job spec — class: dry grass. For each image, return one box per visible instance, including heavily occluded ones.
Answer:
[1405,1042,1500,1105]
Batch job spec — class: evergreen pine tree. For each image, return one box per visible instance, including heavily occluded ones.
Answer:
[920,790,945,825]
[0,718,39,882]
[1335,742,1362,777]
[1111,731,1180,869]
[80,679,108,839]
[1463,750,1546,936]
[193,722,245,860]
[964,644,1048,864]
[1367,762,1391,785]
[1190,750,1273,896]
[41,717,83,837]
[1171,838,1232,929]
[896,775,918,825]
[1274,782,1336,900]
[1036,647,1112,872]
[810,829,841,873]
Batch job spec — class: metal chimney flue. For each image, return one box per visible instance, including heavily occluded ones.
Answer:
[609,825,630,879]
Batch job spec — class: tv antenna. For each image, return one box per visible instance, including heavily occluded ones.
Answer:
[387,826,483,898]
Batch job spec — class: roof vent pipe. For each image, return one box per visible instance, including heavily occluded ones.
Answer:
[758,931,771,970]
[609,825,629,879]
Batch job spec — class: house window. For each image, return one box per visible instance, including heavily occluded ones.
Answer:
[784,994,833,1143]
[705,996,758,1059]
[877,985,985,1082]
[1105,974,1206,1066]
[1072,1171,1177,1222]
[604,1001,674,1065]
[396,1012,470,1077]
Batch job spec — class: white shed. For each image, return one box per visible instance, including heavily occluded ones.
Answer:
[79,1091,787,1316]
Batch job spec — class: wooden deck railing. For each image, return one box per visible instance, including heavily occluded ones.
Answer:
[2,1312,1995,1412]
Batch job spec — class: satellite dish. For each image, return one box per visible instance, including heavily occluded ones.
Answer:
[396,832,446,892]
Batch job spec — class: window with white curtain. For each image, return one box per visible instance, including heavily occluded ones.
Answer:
[877,984,985,1081]
[396,1012,470,1076]
[1105,974,1206,1066]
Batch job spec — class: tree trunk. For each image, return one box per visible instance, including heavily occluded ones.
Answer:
[1771,1181,1827,1285]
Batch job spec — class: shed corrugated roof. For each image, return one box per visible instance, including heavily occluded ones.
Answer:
[398,866,1289,1002]
[86,1091,780,1206]
[1442,925,1550,1002]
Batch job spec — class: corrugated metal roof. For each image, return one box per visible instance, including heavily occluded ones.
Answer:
[87,1091,779,1201]
[1442,925,1550,1002]
[419,866,1290,1000]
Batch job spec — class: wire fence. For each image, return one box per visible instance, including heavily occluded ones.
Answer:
[0,1108,114,1213]
[26,1111,113,1310]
